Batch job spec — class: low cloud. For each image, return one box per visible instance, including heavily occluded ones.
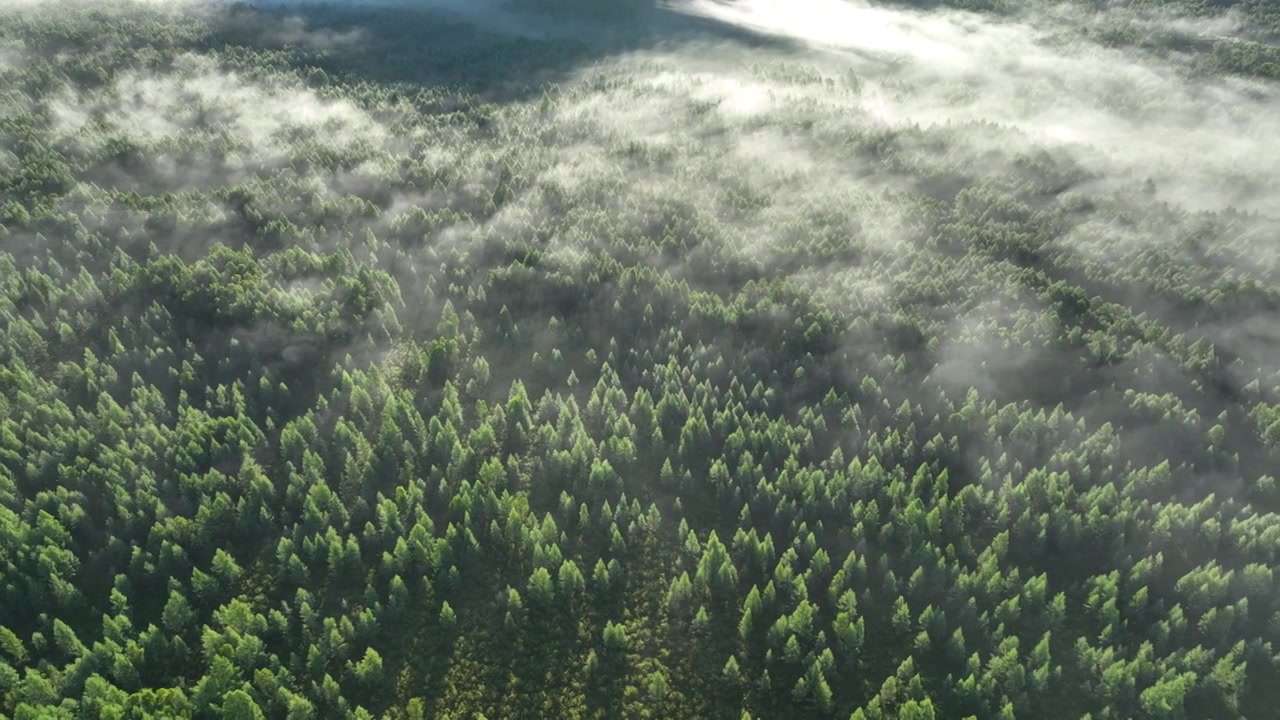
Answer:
[6,0,1278,391]
[673,0,1280,215]
[53,54,390,151]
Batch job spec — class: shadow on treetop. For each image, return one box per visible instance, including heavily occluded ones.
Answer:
[202,0,804,103]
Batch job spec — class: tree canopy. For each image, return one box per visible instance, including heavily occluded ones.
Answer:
[1,0,1279,718]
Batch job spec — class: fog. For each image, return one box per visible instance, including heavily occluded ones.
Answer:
[672,0,1278,212]
[53,54,393,155]
[6,0,1279,392]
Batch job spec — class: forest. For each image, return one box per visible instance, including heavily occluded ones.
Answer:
[1,0,1279,717]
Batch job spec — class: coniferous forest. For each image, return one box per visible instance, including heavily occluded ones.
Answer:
[2,0,1280,717]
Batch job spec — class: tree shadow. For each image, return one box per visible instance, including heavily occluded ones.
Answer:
[200,0,805,104]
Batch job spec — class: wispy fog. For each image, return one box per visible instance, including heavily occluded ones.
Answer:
[671,0,1279,215]
[6,0,1279,385]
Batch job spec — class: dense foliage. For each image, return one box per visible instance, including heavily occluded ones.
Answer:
[1,0,1279,718]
